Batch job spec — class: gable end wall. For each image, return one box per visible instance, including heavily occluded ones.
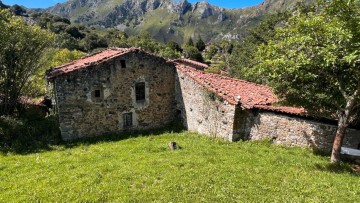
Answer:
[175,69,237,141]
[53,52,176,140]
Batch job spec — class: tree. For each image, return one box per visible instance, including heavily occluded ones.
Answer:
[195,37,206,51]
[65,25,85,39]
[54,33,82,51]
[127,32,162,53]
[82,33,107,51]
[183,45,204,62]
[158,41,182,59]
[167,41,182,52]
[158,47,181,59]
[106,29,129,48]
[32,48,85,96]
[246,0,360,164]
[186,37,194,47]
[204,44,218,61]
[0,10,54,115]
[51,22,69,34]
[229,11,291,78]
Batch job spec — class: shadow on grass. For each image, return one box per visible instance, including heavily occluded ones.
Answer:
[0,120,185,155]
[314,162,360,176]
[312,148,331,157]
[63,121,184,149]
[0,115,62,155]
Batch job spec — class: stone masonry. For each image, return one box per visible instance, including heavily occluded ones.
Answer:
[173,62,360,152]
[47,48,360,152]
[175,68,237,141]
[47,49,176,140]
[246,111,360,152]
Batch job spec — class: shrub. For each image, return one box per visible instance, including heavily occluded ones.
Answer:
[0,115,61,153]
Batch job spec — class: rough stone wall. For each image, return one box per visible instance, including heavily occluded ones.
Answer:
[246,111,360,152]
[175,69,237,141]
[53,52,176,140]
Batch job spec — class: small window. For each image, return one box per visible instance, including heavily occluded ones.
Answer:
[120,60,126,68]
[135,82,146,102]
[94,89,101,98]
[123,112,133,128]
[176,109,182,120]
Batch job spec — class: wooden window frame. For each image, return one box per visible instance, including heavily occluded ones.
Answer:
[135,82,146,102]
[123,112,133,128]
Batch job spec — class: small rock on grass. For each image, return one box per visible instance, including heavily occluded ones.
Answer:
[168,142,181,150]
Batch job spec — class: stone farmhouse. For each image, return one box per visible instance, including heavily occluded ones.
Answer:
[46,48,360,152]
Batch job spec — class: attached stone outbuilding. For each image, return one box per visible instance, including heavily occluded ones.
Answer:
[174,62,360,152]
[47,48,360,152]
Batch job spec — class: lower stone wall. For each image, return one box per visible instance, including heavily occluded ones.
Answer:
[175,69,237,141]
[247,111,360,152]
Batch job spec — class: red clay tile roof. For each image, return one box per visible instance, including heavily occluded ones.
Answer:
[0,95,45,107]
[46,48,139,79]
[172,58,209,70]
[176,64,306,116]
[19,96,46,107]
[254,105,306,116]
[176,64,277,107]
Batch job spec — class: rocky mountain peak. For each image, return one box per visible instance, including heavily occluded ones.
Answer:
[172,0,192,14]
[41,0,314,43]
[193,1,222,19]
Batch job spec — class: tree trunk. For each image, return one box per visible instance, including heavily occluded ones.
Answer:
[330,117,348,164]
[330,87,360,164]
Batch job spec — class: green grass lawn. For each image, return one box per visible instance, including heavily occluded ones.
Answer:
[0,131,359,202]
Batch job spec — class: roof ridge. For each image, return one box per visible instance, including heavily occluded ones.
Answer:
[46,48,138,79]
[254,104,306,116]
[172,58,209,70]
[46,48,172,79]
[178,63,270,88]
[49,48,128,72]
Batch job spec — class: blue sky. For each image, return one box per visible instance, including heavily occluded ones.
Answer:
[2,0,264,9]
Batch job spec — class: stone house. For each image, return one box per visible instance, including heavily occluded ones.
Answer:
[46,48,176,140]
[47,48,360,152]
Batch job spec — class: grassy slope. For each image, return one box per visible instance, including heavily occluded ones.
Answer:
[0,132,359,202]
[65,0,125,23]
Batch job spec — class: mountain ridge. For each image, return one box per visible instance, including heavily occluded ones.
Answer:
[42,0,313,43]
